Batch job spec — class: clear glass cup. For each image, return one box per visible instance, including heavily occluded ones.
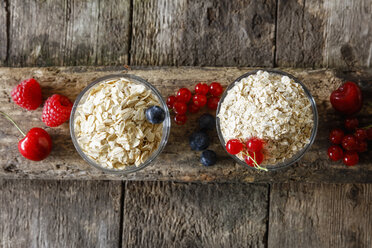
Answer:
[216,69,318,171]
[70,74,171,174]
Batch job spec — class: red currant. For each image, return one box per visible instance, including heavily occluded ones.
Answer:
[173,101,187,115]
[354,129,367,141]
[366,128,372,140]
[176,88,192,103]
[195,83,209,95]
[192,94,207,107]
[188,103,200,113]
[327,145,344,161]
[356,141,367,153]
[207,97,220,110]
[329,128,344,144]
[209,82,223,97]
[343,151,359,166]
[345,117,358,131]
[244,151,264,167]
[174,114,187,125]
[341,135,358,151]
[226,139,243,155]
[246,137,264,152]
[166,95,176,109]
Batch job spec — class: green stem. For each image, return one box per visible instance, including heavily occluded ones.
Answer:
[242,151,268,172]
[0,111,26,137]
[362,124,372,129]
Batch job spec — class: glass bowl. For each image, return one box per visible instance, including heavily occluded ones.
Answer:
[216,69,318,171]
[70,74,171,174]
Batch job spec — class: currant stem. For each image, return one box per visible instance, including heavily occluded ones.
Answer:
[0,111,26,137]
[242,151,268,172]
[362,124,372,129]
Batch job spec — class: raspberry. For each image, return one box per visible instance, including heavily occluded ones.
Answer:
[11,78,42,110]
[42,94,73,127]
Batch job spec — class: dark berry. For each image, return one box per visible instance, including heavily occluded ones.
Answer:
[345,117,359,131]
[188,103,200,114]
[327,145,344,161]
[199,113,215,131]
[368,128,372,140]
[189,131,209,151]
[356,141,367,153]
[207,97,220,110]
[145,106,165,124]
[355,129,367,141]
[200,150,217,166]
[329,128,344,144]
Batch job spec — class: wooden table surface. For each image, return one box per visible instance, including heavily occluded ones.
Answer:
[0,66,371,183]
[1,0,372,247]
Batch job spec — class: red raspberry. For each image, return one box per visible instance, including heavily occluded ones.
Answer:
[11,78,42,110]
[42,94,73,127]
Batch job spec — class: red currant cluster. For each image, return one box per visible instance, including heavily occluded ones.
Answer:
[328,118,371,166]
[225,138,268,171]
[327,81,371,166]
[166,82,223,125]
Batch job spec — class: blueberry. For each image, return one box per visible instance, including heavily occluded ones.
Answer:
[199,113,215,131]
[145,106,165,124]
[200,150,217,166]
[189,131,209,151]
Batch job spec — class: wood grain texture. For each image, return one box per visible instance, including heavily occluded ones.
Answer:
[0,66,371,182]
[0,0,6,66]
[276,0,372,68]
[7,0,130,66]
[122,181,268,248]
[131,0,276,66]
[0,179,122,248]
[268,183,372,248]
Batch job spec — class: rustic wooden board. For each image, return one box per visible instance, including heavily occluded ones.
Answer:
[6,0,130,66]
[0,66,371,182]
[122,181,268,247]
[0,179,122,248]
[0,0,6,66]
[131,0,276,66]
[276,0,372,68]
[268,183,372,248]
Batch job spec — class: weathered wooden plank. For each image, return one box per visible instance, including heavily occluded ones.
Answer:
[131,0,276,66]
[0,179,122,248]
[268,183,372,248]
[7,0,130,66]
[122,181,268,247]
[0,0,7,66]
[0,66,371,182]
[276,0,372,68]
